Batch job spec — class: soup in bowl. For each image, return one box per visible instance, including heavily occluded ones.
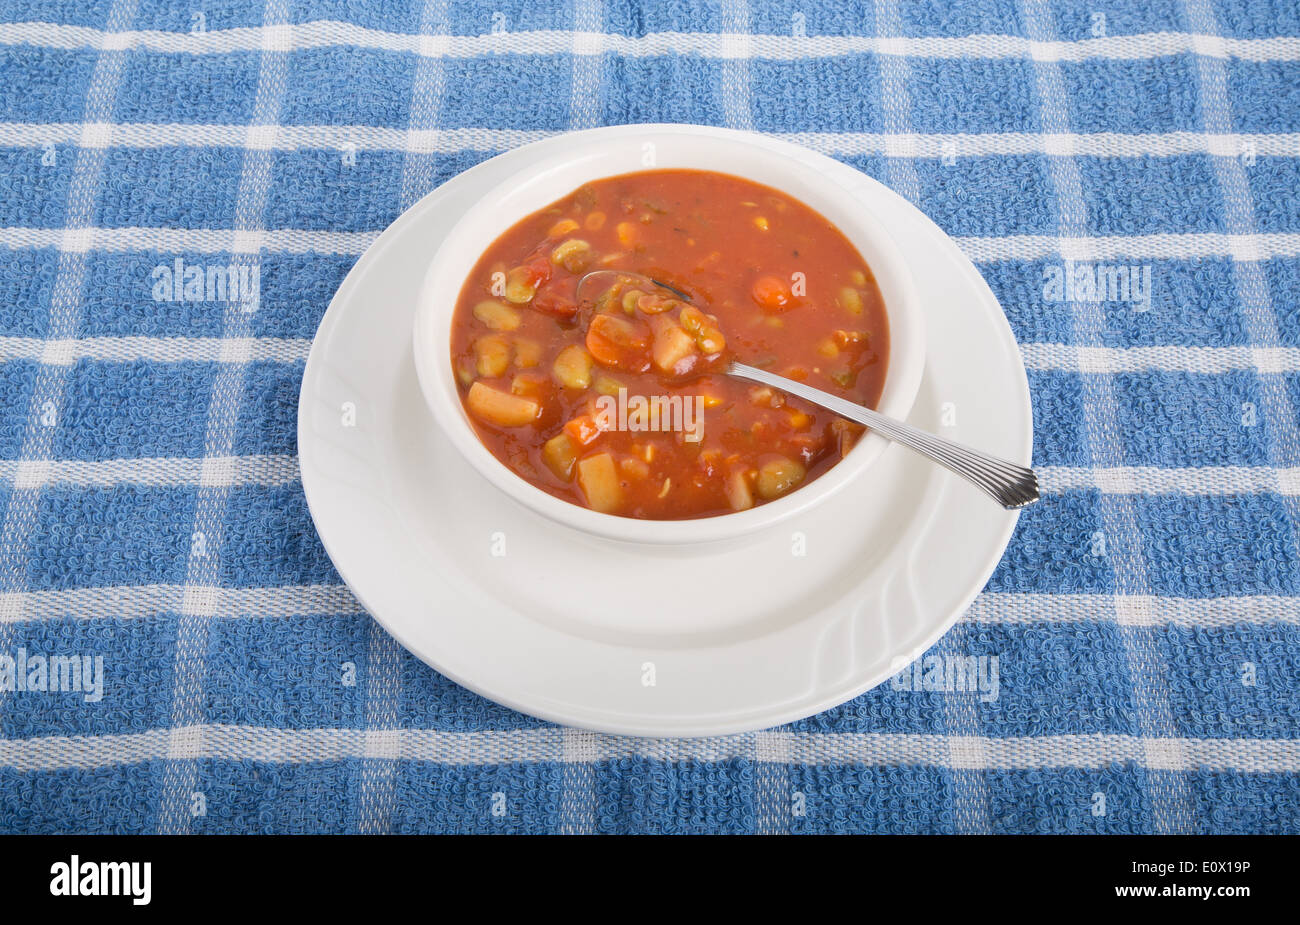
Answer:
[414,129,924,545]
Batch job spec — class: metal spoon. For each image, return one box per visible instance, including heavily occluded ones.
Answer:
[576,270,1039,510]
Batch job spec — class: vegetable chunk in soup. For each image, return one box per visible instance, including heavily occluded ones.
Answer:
[448,169,889,520]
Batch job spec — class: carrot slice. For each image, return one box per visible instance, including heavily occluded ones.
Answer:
[751,275,794,313]
[563,414,605,447]
[585,313,650,371]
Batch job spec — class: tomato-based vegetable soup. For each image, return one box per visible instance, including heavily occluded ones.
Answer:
[448,169,889,519]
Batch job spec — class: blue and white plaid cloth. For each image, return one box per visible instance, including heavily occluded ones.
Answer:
[0,0,1298,834]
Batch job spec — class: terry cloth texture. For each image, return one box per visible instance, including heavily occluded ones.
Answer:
[1,0,1299,834]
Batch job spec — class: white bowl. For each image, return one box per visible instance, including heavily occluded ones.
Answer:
[413,124,926,546]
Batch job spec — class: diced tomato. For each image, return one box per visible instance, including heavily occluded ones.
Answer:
[522,256,552,286]
[531,289,578,319]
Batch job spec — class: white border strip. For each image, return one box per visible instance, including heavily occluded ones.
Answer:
[0,335,312,364]
[2,227,1297,259]
[1020,343,1300,374]
[0,583,358,622]
[1,585,1295,627]
[1040,465,1300,496]
[964,591,1300,627]
[0,226,377,254]
[4,123,1299,159]
[0,454,300,489]
[2,454,1296,496]
[2,23,1298,62]
[0,122,550,151]
[959,232,1300,261]
[0,725,1294,773]
[1,337,1297,374]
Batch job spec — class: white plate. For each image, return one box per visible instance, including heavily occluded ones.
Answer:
[298,125,1032,738]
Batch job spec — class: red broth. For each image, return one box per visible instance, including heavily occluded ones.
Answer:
[448,169,889,520]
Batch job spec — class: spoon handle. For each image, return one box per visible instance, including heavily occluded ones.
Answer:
[727,362,1039,510]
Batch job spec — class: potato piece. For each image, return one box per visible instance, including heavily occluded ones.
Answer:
[840,286,863,315]
[650,318,697,375]
[585,211,606,230]
[548,218,580,237]
[849,269,868,287]
[474,335,510,377]
[594,374,624,396]
[755,457,807,500]
[552,344,593,389]
[466,381,539,427]
[725,469,755,512]
[551,239,593,273]
[576,452,623,513]
[472,299,521,331]
[616,222,637,247]
[542,432,577,480]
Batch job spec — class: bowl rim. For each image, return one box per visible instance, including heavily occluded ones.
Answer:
[412,123,926,545]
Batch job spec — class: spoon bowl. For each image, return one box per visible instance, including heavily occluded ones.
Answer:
[576,269,1039,510]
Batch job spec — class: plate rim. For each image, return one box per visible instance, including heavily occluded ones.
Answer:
[298,123,1033,736]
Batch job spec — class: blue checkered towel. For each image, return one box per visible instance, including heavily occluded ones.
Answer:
[0,0,1298,834]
